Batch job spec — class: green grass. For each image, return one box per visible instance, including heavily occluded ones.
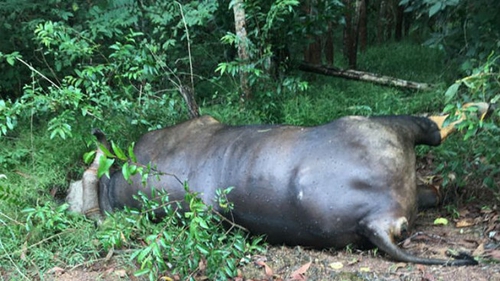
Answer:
[281,76,445,126]
[357,41,452,84]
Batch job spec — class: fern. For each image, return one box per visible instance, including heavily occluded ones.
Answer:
[0,180,26,208]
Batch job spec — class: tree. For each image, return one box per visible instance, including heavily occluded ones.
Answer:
[343,0,366,68]
[231,0,252,101]
[302,1,343,66]
[401,0,500,70]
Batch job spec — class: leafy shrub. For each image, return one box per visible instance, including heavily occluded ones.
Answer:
[95,185,264,281]
[436,53,500,192]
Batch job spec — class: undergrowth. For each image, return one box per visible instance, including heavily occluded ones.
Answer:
[1,180,263,280]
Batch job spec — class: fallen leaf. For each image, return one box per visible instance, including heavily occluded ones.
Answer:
[416,264,426,272]
[347,258,360,265]
[253,255,268,263]
[329,261,343,270]
[46,267,65,275]
[402,237,413,248]
[104,247,114,261]
[287,261,311,281]
[20,241,27,261]
[198,258,207,272]
[390,262,407,272]
[485,249,500,261]
[113,269,127,278]
[255,260,273,277]
[359,267,371,272]
[456,218,475,228]
[50,187,58,198]
[433,217,448,225]
[472,242,485,257]
[480,208,494,214]
[422,272,436,281]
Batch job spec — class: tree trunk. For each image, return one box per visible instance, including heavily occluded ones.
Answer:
[325,21,334,66]
[359,0,368,52]
[377,0,387,43]
[298,63,433,91]
[403,3,411,36]
[305,38,322,65]
[303,2,322,65]
[343,0,352,67]
[344,0,361,69]
[232,0,251,101]
[179,85,200,118]
[395,2,404,41]
[385,0,395,41]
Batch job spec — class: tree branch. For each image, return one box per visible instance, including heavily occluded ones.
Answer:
[299,62,433,91]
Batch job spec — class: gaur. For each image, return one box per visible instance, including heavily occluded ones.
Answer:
[67,102,491,266]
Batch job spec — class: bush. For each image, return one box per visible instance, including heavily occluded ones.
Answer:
[96,186,264,281]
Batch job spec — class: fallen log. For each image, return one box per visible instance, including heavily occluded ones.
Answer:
[299,63,433,91]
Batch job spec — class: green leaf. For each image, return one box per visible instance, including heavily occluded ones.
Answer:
[216,63,227,75]
[97,156,115,178]
[50,129,59,139]
[433,217,448,225]
[198,218,209,229]
[6,56,15,66]
[5,117,14,130]
[444,83,460,103]
[429,2,442,17]
[133,268,150,276]
[442,103,456,114]
[99,143,114,158]
[111,141,127,161]
[129,164,138,175]
[128,143,137,163]
[122,162,131,181]
[83,150,96,164]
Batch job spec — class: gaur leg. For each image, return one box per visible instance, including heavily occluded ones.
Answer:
[417,184,441,210]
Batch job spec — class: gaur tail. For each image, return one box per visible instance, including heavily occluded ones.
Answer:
[372,231,477,266]
[429,102,492,142]
[363,218,478,266]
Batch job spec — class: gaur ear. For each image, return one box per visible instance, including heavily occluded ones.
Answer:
[428,102,491,141]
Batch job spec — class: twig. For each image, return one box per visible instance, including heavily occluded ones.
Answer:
[175,1,195,93]
[0,237,30,280]
[400,231,455,246]
[0,211,24,226]
[212,209,249,232]
[0,229,75,259]
[16,57,60,90]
